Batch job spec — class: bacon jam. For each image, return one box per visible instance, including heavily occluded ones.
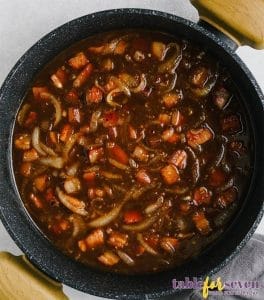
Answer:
[13,30,252,274]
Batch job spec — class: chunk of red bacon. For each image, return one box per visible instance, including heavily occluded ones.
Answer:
[162,91,182,108]
[68,52,89,70]
[135,169,151,185]
[192,212,211,235]
[51,68,68,89]
[108,231,128,249]
[78,229,104,252]
[132,145,149,162]
[213,86,231,109]
[216,187,237,208]
[86,86,103,104]
[168,150,187,169]
[68,107,81,124]
[73,63,93,88]
[193,187,212,205]
[187,127,213,148]
[161,164,180,185]
[123,210,143,224]
[88,147,104,164]
[221,114,242,134]
[107,143,129,165]
[208,168,226,187]
[103,111,119,127]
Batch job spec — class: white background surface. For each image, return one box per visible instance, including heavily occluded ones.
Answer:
[0,1,263,299]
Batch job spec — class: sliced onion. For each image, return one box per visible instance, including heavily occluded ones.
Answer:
[100,170,123,180]
[130,74,147,93]
[137,233,158,256]
[131,183,157,200]
[160,72,177,94]
[56,187,88,216]
[88,189,134,228]
[116,250,135,266]
[32,127,47,156]
[145,196,164,214]
[62,133,79,160]
[39,142,57,156]
[111,76,131,96]
[106,88,128,107]
[17,103,30,126]
[69,214,86,237]
[40,92,62,126]
[186,146,200,184]
[90,110,102,132]
[158,43,182,74]
[123,213,159,232]
[39,156,64,169]
[108,158,129,170]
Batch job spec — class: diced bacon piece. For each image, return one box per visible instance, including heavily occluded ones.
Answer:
[216,187,237,208]
[161,164,180,185]
[192,212,211,235]
[229,141,246,156]
[104,78,117,92]
[160,237,179,253]
[135,244,145,256]
[24,111,38,128]
[114,40,127,55]
[68,52,89,69]
[171,110,184,126]
[108,144,129,165]
[45,188,59,206]
[221,114,242,134]
[101,58,114,71]
[88,147,104,164]
[50,219,70,235]
[208,168,226,187]
[190,66,209,87]
[30,193,43,209]
[193,187,212,205]
[60,124,73,143]
[123,210,143,224]
[20,162,32,177]
[64,177,81,194]
[168,150,187,169]
[49,131,58,144]
[162,128,180,143]
[98,251,120,266]
[136,169,151,185]
[68,107,81,124]
[151,41,166,60]
[145,234,160,248]
[83,172,96,186]
[86,86,103,104]
[73,63,93,88]
[32,86,49,101]
[158,113,171,126]
[23,148,39,162]
[162,91,182,108]
[78,229,104,252]
[34,175,48,192]
[87,187,105,199]
[108,231,128,249]
[128,125,137,139]
[132,145,149,162]
[213,86,231,109]
[14,134,31,150]
[179,201,191,213]
[65,89,80,105]
[103,111,119,127]
[187,127,213,148]
[51,68,68,89]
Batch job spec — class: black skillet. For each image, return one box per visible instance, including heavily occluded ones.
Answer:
[0,1,264,299]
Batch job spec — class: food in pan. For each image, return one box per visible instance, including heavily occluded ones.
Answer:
[13,30,252,273]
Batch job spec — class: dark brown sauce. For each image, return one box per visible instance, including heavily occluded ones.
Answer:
[13,30,252,274]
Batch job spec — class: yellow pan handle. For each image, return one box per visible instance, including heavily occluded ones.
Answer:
[190,0,264,49]
[0,252,68,300]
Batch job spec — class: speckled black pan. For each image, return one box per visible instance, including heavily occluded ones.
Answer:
[0,9,264,300]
